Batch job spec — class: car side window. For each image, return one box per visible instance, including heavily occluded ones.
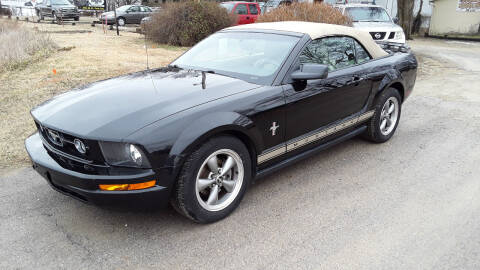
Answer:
[235,4,248,15]
[129,6,140,12]
[248,4,259,15]
[299,36,356,71]
[353,40,371,64]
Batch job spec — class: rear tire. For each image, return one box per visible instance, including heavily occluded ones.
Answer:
[363,87,402,143]
[171,136,252,223]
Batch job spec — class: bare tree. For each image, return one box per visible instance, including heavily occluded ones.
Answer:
[412,0,423,34]
[397,0,415,40]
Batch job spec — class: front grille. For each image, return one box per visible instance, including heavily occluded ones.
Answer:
[35,121,105,165]
[388,32,395,39]
[369,32,386,40]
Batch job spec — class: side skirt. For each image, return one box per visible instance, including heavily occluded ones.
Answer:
[254,126,367,180]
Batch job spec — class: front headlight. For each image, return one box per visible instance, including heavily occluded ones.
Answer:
[394,31,405,40]
[99,142,151,168]
[106,14,115,18]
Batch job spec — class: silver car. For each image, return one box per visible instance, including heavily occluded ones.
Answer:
[100,5,152,26]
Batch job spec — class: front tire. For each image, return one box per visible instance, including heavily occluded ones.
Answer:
[363,87,402,143]
[117,17,125,26]
[172,136,252,223]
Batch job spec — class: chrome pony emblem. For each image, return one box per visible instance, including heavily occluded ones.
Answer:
[270,122,279,136]
[47,129,63,146]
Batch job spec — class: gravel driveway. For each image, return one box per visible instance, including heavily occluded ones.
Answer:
[1,38,479,269]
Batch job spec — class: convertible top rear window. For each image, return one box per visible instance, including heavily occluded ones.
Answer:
[172,32,300,85]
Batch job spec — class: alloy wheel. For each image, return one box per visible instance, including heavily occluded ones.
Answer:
[379,96,399,136]
[195,149,244,212]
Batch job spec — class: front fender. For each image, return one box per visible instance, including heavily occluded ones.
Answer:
[170,111,262,167]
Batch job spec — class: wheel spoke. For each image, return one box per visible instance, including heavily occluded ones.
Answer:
[219,156,235,177]
[197,179,215,191]
[388,102,395,114]
[207,156,219,173]
[222,180,235,193]
[386,117,392,127]
[206,185,219,205]
[380,118,387,130]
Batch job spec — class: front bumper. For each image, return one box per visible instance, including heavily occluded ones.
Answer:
[25,132,171,207]
[56,12,79,19]
[99,17,116,24]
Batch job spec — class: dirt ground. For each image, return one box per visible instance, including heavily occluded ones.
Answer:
[0,19,186,169]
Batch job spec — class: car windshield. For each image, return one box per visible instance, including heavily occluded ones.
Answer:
[346,7,391,22]
[172,32,300,85]
[51,0,71,5]
[220,2,235,13]
[116,5,131,12]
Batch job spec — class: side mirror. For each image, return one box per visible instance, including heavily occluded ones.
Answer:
[291,64,328,81]
[393,17,399,24]
[47,4,51,7]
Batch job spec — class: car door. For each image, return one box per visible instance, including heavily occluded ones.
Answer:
[43,0,51,16]
[233,3,249,25]
[283,36,373,145]
[247,3,259,23]
[125,6,140,24]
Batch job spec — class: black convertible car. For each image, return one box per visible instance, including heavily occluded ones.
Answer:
[26,22,417,223]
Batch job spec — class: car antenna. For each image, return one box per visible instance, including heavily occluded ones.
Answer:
[144,24,150,71]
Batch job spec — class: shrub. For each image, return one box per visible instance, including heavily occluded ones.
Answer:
[257,2,352,26]
[146,1,235,47]
[0,20,57,71]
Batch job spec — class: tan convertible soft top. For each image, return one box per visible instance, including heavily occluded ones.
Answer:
[228,21,388,59]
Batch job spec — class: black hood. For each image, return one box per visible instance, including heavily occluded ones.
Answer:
[31,68,260,140]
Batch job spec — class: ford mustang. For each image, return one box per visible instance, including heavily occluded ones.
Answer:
[25,22,417,223]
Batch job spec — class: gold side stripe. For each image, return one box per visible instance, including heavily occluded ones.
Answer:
[257,145,287,164]
[257,110,375,164]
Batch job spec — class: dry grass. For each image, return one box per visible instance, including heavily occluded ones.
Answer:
[0,19,186,169]
[257,2,352,26]
[0,20,57,72]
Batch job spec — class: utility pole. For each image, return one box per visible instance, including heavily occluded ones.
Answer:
[113,0,119,36]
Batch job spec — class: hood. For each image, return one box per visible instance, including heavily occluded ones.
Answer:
[101,11,114,16]
[353,21,403,32]
[32,68,260,140]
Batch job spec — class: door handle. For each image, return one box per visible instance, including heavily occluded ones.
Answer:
[246,16,250,19]
[352,75,364,84]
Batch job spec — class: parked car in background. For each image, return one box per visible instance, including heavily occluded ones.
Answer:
[220,1,260,25]
[262,0,291,14]
[100,5,152,26]
[336,4,405,44]
[35,0,80,22]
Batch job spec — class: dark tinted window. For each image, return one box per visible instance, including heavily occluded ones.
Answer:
[129,6,140,12]
[248,4,259,15]
[300,37,356,71]
[353,40,371,64]
[235,4,248,15]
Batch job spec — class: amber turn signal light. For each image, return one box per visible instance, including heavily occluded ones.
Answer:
[99,180,156,191]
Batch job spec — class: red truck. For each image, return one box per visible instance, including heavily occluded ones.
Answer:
[221,1,260,25]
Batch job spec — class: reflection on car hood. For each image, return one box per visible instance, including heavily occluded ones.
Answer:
[353,21,403,32]
[31,68,260,140]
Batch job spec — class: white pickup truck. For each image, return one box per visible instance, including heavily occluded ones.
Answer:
[336,3,406,44]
